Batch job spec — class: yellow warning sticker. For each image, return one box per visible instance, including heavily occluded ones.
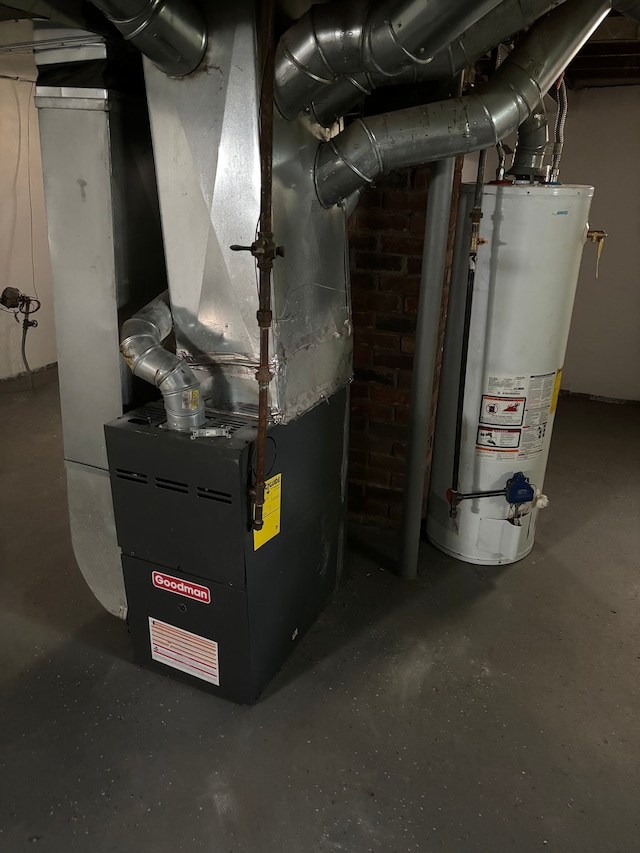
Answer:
[182,389,200,410]
[550,368,563,414]
[253,473,282,551]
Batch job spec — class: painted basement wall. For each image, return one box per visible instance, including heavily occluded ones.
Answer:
[557,85,640,401]
[464,86,640,401]
[0,21,56,380]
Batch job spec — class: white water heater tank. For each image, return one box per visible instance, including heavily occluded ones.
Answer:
[427,183,594,565]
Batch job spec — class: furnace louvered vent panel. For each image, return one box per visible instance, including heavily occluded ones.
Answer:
[115,468,148,485]
[233,402,259,419]
[116,468,233,506]
[155,477,189,494]
[204,413,249,434]
[196,486,233,505]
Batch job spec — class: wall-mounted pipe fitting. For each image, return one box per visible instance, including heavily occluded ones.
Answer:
[120,291,205,431]
[314,0,611,207]
[275,0,504,120]
[508,102,549,180]
[89,0,207,77]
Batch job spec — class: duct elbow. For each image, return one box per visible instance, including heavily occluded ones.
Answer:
[509,103,549,179]
[90,0,207,78]
[121,292,205,432]
[275,3,368,120]
[313,0,610,207]
[276,0,505,120]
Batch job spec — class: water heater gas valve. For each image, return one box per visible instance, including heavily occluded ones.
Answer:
[505,472,535,505]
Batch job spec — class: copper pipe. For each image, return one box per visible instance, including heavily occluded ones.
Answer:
[252,0,277,532]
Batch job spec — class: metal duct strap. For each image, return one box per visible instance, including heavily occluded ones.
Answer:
[314,0,611,207]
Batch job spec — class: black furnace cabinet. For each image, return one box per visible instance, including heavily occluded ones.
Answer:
[105,388,348,703]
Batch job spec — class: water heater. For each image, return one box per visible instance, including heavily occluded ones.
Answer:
[428,183,594,565]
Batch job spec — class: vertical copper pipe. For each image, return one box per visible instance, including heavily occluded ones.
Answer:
[252,0,277,531]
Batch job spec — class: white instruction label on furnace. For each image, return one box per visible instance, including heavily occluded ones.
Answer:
[149,617,219,686]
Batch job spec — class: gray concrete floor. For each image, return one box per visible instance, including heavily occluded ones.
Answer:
[1,369,639,853]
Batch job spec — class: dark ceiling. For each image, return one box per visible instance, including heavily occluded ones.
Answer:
[565,13,640,87]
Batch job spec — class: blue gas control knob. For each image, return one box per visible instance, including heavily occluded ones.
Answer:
[505,472,535,504]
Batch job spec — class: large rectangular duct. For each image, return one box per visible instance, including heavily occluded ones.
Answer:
[142,0,352,422]
[34,25,167,617]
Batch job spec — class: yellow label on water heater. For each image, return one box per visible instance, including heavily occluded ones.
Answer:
[550,368,563,414]
[253,473,282,551]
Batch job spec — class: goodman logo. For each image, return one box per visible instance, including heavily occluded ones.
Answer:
[152,571,211,604]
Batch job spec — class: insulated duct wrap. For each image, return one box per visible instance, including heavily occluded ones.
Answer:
[314,0,611,207]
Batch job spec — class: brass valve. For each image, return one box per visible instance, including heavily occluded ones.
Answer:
[587,229,606,278]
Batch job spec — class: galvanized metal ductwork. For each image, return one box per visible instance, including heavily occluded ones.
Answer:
[509,101,549,180]
[309,0,639,128]
[279,0,568,127]
[274,0,505,120]
[89,0,207,77]
[314,0,611,207]
[120,291,205,431]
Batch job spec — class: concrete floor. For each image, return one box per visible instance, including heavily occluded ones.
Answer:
[1,370,639,853]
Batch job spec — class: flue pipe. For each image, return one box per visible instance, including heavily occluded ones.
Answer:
[310,0,570,128]
[314,0,611,207]
[398,157,456,580]
[120,291,205,431]
[89,0,207,77]
[274,0,505,120]
[508,101,549,180]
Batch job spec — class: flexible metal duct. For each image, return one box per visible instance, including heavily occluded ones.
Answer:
[310,0,568,127]
[89,0,207,76]
[315,0,610,208]
[508,101,549,179]
[120,291,205,431]
[274,0,505,120]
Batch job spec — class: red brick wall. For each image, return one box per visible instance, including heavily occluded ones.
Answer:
[348,160,463,527]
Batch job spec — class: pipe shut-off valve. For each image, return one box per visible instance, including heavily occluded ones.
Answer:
[587,229,607,278]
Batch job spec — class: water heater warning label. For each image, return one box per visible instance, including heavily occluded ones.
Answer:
[479,395,526,427]
[477,427,520,450]
[149,618,219,686]
[477,370,560,461]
